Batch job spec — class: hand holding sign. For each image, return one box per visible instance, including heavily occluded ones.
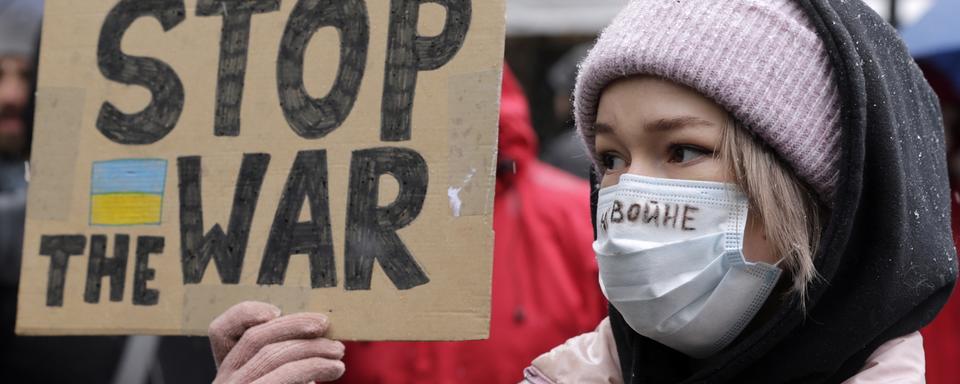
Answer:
[18,0,503,340]
[209,302,345,384]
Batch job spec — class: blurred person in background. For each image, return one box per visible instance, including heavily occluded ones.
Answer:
[541,44,593,180]
[0,1,128,382]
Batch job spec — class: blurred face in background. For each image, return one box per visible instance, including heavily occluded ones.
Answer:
[0,56,31,157]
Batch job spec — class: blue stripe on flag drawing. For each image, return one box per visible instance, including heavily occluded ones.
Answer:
[91,159,168,195]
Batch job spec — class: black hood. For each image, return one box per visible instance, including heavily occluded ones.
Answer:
[596,0,958,382]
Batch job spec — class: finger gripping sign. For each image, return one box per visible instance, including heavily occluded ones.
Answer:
[18,0,503,340]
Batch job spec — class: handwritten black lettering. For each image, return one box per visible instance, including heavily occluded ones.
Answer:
[96,0,185,144]
[277,0,369,138]
[197,0,281,136]
[627,203,641,222]
[608,200,701,232]
[642,200,660,227]
[662,203,678,228]
[682,205,699,231]
[258,150,336,288]
[611,200,624,223]
[133,236,164,306]
[345,147,429,290]
[178,154,270,284]
[39,235,86,307]
[600,210,608,232]
[84,234,129,303]
[381,0,471,141]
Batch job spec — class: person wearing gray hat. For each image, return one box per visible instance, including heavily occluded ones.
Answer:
[0,0,42,301]
[0,2,132,383]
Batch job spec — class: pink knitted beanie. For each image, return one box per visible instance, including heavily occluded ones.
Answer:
[576,0,841,201]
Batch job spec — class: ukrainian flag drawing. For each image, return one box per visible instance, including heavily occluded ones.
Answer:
[90,159,167,226]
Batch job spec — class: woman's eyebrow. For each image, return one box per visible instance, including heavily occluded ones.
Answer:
[595,122,615,134]
[647,116,716,132]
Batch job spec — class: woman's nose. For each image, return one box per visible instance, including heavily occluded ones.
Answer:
[625,157,666,179]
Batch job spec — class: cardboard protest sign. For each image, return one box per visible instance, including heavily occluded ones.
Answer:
[17,0,504,340]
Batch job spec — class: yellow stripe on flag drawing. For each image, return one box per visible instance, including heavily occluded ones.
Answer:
[91,193,163,225]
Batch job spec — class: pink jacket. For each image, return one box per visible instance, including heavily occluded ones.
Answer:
[524,318,925,383]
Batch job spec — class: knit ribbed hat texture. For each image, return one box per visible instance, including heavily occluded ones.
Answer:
[576,0,841,200]
[0,0,43,57]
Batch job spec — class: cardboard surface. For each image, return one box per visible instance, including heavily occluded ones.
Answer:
[17,0,503,340]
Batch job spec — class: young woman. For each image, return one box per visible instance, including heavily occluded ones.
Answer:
[207,0,956,382]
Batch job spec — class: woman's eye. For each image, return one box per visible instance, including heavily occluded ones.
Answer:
[667,145,710,164]
[600,153,627,172]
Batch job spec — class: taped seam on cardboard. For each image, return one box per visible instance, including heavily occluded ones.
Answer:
[26,87,86,221]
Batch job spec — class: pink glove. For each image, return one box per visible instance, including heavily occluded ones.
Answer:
[209,301,346,384]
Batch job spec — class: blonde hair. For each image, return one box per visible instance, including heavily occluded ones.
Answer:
[719,120,824,307]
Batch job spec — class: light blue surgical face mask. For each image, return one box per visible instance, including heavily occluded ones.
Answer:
[594,174,782,358]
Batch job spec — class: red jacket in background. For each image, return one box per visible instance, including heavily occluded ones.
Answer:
[918,64,960,384]
[920,187,960,384]
[336,67,605,383]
